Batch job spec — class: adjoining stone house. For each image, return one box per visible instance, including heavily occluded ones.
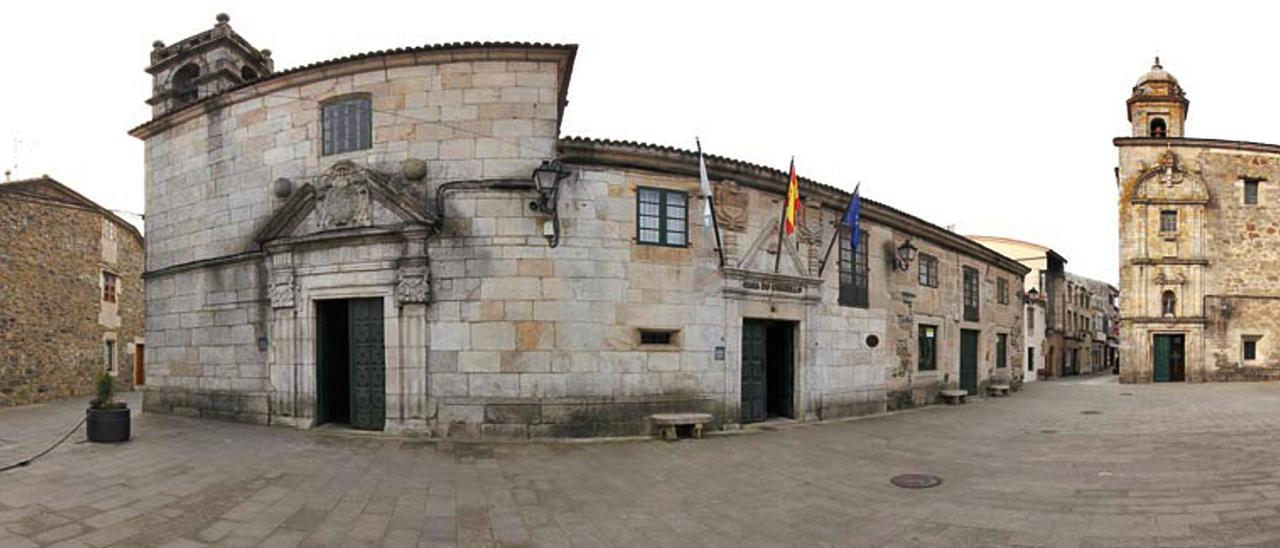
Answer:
[130,14,1027,437]
[1117,59,1280,383]
[968,236,1069,379]
[0,177,145,406]
[1069,274,1119,374]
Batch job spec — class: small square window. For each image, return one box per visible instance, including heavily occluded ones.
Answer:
[322,97,373,156]
[1245,180,1260,205]
[1160,210,1178,233]
[1244,336,1260,361]
[636,187,688,247]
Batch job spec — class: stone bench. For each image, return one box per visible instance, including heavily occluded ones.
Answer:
[650,413,713,441]
[940,390,968,405]
[988,384,1011,397]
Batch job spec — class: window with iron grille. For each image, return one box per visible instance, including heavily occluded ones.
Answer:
[636,187,688,246]
[1245,179,1260,205]
[1159,210,1177,233]
[963,266,979,321]
[839,229,870,307]
[918,324,937,371]
[322,97,372,156]
[102,272,118,303]
[918,253,938,288]
[997,277,1009,304]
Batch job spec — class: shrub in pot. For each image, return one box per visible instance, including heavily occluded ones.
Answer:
[86,370,130,443]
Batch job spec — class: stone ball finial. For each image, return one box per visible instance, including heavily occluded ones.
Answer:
[152,40,165,49]
[216,13,230,24]
[260,49,272,59]
[272,177,293,198]
[402,159,428,181]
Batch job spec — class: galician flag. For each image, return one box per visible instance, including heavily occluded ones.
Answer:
[784,158,801,235]
[697,138,713,227]
[843,182,862,250]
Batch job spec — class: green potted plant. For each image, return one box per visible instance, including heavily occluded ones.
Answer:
[86,370,130,443]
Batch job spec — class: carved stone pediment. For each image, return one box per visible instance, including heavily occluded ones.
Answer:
[253,161,437,245]
[1131,150,1210,204]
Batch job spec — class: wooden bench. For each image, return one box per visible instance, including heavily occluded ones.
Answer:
[988,384,1010,397]
[650,413,713,441]
[940,389,968,405]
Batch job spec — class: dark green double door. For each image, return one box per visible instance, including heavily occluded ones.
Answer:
[1153,334,1185,382]
[960,329,979,395]
[317,298,385,430]
[741,319,795,423]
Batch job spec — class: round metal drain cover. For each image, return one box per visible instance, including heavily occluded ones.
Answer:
[1081,410,1102,415]
[891,474,943,489]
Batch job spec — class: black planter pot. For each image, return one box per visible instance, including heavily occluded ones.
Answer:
[86,407,131,443]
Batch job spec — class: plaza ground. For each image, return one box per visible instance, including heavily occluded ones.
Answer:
[6,377,1280,546]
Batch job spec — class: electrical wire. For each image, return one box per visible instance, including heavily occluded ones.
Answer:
[0,415,87,474]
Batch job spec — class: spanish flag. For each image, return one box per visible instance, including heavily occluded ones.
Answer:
[784,158,801,235]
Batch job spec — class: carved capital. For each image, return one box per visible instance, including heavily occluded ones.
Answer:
[396,269,431,305]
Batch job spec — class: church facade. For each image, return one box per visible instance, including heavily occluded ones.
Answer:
[131,15,1028,436]
[1117,60,1280,383]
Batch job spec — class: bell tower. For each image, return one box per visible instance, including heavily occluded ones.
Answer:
[1127,58,1188,138]
[145,13,274,118]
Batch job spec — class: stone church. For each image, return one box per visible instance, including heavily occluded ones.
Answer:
[1117,60,1280,383]
[131,15,1027,436]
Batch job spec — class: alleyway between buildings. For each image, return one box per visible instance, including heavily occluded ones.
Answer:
[6,377,1280,546]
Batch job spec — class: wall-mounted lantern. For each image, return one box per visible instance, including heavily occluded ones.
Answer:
[894,239,918,271]
[530,160,571,247]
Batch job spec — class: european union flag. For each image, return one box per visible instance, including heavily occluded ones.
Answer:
[843,183,861,250]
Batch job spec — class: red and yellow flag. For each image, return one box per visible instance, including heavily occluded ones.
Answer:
[784,159,801,235]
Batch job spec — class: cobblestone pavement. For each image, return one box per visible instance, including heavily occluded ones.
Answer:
[9,377,1280,547]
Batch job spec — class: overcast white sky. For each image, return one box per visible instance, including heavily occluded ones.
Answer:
[4,1,1279,283]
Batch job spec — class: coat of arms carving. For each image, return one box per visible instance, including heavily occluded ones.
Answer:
[314,160,373,229]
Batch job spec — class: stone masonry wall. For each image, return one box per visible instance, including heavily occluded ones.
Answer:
[0,183,144,406]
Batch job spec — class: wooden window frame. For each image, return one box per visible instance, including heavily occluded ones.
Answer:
[917,253,938,288]
[996,333,1008,368]
[917,324,938,371]
[102,271,118,303]
[1159,210,1178,233]
[321,94,373,156]
[839,228,870,308]
[997,277,1009,305]
[963,266,980,322]
[635,187,689,247]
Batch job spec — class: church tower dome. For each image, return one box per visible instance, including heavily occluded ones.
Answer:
[1127,57,1189,138]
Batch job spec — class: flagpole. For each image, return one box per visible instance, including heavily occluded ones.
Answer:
[816,219,840,278]
[772,157,792,274]
[697,138,726,268]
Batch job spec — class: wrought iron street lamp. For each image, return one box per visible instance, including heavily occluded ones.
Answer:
[895,239,918,271]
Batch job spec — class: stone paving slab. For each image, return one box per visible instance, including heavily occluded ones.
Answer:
[8,378,1280,546]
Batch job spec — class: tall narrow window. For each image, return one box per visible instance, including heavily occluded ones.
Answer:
[1160,210,1178,233]
[1027,307,1035,331]
[322,96,373,155]
[1161,290,1177,316]
[102,272,118,303]
[1027,347,1035,372]
[839,229,870,308]
[997,277,1009,305]
[103,340,116,373]
[1245,179,1260,205]
[996,333,1008,368]
[917,253,938,288]
[918,325,937,371]
[963,266,980,321]
[636,187,688,246]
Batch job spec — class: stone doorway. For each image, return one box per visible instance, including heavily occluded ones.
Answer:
[1153,334,1185,383]
[316,298,385,430]
[741,319,796,423]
